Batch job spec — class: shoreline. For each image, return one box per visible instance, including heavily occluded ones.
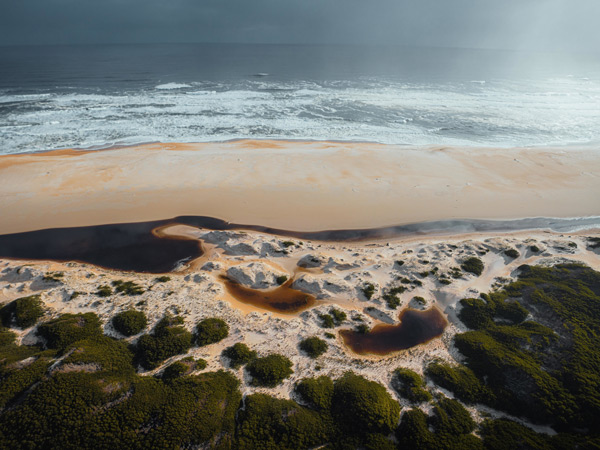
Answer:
[0,139,599,235]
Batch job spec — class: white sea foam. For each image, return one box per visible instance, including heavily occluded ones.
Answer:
[1,76,599,154]
[155,83,192,90]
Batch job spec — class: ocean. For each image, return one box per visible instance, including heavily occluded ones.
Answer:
[0,43,599,155]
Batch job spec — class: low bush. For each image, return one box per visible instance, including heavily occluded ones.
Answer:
[155,276,171,283]
[96,285,112,297]
[135,315,192,370]
[37,313,102,351]
[295,375,333,410]
[246,354,293,387]
[299,336,328,358]
[112,310,147,336]
[222,343,257,369]
[318,313,334,328]
[332,372,400,435]
[194,318,229,346]
[504,248,520,259]
[330,308,347,325]
[112,280,144,296]
[391,368,432,403]
[0,295,44,328]
[362,283,376,300]
[275,275,288,285]
[461,257,484,276]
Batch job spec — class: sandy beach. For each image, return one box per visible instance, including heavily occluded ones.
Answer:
[0,140,599,235]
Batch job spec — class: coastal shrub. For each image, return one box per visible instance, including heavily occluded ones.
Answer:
[222,342,257,369]
[391,368,432,403]
[155,276,171,283]
[37,313,102,351]
[135,315,192,370]
[529,245,540,253]
[0,327,16,347]
[324,332,335,339]
[112,309,147,336]
[395,260,405,267]
[112,280,144,296]
[42,272,64,283]
[246,354,293,387]
[318,313,335,328]
[194,318,229,346]
[281,240,295,248]
[295,375,333,410]
[461,257,484,276]
[275,275,288,285]
[96,285,112,297]
[0,295,44,328]
[330,308,347,325]
[356,324,370,334]
[362,283,376,300]
[504,248,520,259]
[236,393,331,450]
[161,361,189,381]
[299,336,328,358]
[331,372,400,435]
[588,237,600,249]
[430,397,476,435]
[426,361,492,404]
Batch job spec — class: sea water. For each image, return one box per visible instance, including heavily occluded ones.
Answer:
[0,43,599,154]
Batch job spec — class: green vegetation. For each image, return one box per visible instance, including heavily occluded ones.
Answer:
[95,285,112,297]
[395,260,404,267]
[111,309,147,336]
[412,296,426,305]
[42,272,64,283]
[154,275,171,283]
[588,237,600,249]
[391,368,432,403]
[246,354,293,387]
[222,342,257,369]
[161,357,206,381]
[135,315,192,369]
[275,275,288,285]
[299,336,328,358]
[37,313,102,351]
[396,397,482,450]
[330,308,347,325]
[504,248,520,259]
[332,372,400,435]
[295,375,333,410]
[281,241,295,248]
[111,280,144,296]
[236,393,330,450]
[356,323,370,334]
[324,332,335,339]
[431,263,600,435]
[195,317,229,346]
[529,244,540,253]
[318,313,334,328]
[461,257,484,276]
[383,286,406,309]
[0,295,44,328]
[362,283,376,300]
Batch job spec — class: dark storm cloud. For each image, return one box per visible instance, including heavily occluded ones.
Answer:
[0,0,598,51]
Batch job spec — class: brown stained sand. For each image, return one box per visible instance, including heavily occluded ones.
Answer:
[0,140,599,235]
[340,307,448,356]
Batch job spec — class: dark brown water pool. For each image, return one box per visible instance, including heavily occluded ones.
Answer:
[340,307,447,355]
[221,276,316,314]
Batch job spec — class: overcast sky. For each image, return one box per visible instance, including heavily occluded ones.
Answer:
[0,0,599,52]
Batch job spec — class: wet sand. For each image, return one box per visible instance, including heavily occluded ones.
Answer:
[0,140,599,235]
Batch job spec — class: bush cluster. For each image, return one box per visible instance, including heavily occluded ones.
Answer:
[299,336,328,358]
[195,318,229,346]
[112,309,147,336]
[460,257,484,276]
[246,354,293,387]
[391,368,432,404]
[37,313,102,351]
[222,342,257,369]
[0,295,44,328]
[135,315,192,369]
